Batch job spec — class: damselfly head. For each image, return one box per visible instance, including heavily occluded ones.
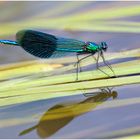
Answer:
[100,42,108,52]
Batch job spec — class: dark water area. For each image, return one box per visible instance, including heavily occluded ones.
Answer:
[0,1,140,139]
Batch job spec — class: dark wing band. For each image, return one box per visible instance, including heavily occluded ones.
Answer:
[16,30,57,58]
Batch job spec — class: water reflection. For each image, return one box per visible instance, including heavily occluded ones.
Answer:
[19,90,118,138]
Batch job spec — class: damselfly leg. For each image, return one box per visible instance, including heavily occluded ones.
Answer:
[100,50,116,77]
[94,51,111,77]
[74,53,93,80]
[84,87,117,99]
[75,54,81,81]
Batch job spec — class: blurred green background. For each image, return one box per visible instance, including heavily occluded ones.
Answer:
[0,1,140,64]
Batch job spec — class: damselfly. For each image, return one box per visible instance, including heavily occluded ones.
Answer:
[0,30,115,79]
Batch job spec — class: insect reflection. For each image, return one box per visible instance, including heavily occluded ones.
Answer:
[19,90,118,138]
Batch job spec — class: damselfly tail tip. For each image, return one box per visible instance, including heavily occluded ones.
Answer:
[0,40,18,46]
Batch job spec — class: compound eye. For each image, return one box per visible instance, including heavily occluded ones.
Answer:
[101,42,107,46]
[104,42,108,47]
[101,42,104,46]
[101,42,108,51]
